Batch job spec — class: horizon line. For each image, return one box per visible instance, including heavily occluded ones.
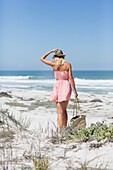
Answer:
[0,69,113,71]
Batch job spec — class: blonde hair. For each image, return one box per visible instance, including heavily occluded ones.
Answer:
[53,57,65,66]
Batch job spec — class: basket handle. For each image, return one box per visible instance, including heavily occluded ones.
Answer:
[73,97,80,117]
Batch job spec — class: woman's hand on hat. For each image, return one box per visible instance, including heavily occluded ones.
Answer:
[51,49,58,53]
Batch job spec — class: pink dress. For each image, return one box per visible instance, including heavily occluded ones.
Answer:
[50,71,72,102]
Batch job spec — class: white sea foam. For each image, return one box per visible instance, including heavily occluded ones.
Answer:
[0,76,29,80]
[0,77,55,84]
[0,76,113,85]
[0,76,113,94]
[75,78,113,91]
[75,78,113,86]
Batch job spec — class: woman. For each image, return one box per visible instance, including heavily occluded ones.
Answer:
[40,49,78,128]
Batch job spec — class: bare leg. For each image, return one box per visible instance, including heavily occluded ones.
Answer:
[56,101,69,128]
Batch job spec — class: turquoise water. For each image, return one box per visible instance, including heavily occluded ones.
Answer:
[0,70,113,94]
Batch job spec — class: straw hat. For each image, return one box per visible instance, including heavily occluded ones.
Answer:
[54,50,66,57]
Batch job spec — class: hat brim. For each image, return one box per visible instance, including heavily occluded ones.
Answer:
[54,54,66,57]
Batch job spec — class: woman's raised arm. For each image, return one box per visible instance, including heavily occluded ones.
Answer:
[40,49,58,67]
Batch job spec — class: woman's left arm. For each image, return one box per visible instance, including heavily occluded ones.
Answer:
[40,49,57,67]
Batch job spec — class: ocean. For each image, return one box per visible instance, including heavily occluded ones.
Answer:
[0,70,113,94]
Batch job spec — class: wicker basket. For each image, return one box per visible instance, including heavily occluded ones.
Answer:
[70,98,86,129]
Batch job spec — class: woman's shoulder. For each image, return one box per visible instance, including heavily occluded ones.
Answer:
[64,62,71,67]
[63,62,71,71]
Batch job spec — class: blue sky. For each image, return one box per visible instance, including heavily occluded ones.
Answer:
[0,0,113,70]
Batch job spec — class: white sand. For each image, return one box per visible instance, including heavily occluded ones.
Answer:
[0,89,113,169]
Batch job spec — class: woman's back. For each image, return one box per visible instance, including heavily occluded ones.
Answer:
[53,62,70,80]
[54,70,69,80]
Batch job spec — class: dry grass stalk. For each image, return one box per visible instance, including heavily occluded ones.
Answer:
[33,156,49,170]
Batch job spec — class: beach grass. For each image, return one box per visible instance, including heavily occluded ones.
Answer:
[60,122,113,143]
[5,101,27,107]
[33,156,49,170]
[0,107,112,169]
[0,110,113,170]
